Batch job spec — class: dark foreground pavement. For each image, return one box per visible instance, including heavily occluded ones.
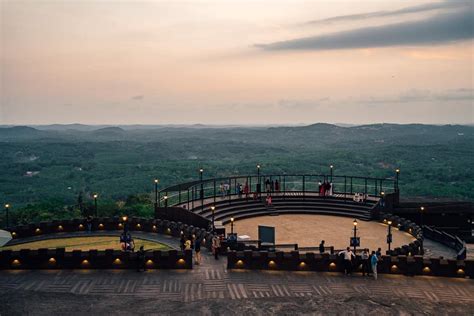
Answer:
[1,250,473,316]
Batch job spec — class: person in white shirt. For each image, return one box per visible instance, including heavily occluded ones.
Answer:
[338,247,356,275]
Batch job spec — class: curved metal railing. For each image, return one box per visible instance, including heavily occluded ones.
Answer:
[156,173,397,209]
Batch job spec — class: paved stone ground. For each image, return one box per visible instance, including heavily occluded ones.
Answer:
[1,248,473,315]
[1,231,472,315]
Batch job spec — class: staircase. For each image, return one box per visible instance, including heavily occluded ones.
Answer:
[187,193,379,225]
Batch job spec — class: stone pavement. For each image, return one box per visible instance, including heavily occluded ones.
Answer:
[1,247,473,315]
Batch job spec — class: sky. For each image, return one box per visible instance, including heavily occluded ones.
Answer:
[0,0,473,125]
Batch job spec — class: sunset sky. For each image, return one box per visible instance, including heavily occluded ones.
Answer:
[1,0,473,125]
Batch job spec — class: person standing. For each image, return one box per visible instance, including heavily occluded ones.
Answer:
[319,240,325,254]
[86,215,93,233]
[212,235,221,260]
[136,246,146,272]
[194,236,202,265]
[244,182,249,197]
[338,247,355,275]
[371,250,378,280]
[180,234,186,251]
[275,180,280,192]
[361,249,370,276]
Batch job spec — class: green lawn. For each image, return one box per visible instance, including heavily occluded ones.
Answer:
[2,236,171,251]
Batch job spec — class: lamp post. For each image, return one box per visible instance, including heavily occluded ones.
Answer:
[211,206,216,231]
[154,179,159,211]
[353,219,358,253]
[4,204,10,228]
[199,168,204,210]
[387,220,393,251]
[164,195,168,208]
[256,164,261,195]
[380,191,385,208]
[122,215,128,232]
[230,217,234,235]
[420,206,425,255]
[93,194,98,217]
[330,165,334,182]
[395,169,400,191]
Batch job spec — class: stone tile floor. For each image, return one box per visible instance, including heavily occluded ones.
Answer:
[1,249,473,315]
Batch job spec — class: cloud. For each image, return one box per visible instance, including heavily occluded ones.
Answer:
[257,7,473,51]
[305,1,464,25]
[131,95,144,101]
[359,88,474,104]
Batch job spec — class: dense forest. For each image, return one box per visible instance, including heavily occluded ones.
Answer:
[0,123,472,225]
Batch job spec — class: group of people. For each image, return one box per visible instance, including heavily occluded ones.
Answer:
[179,233,222,263]
[120,230,135,252]
[318,181,333,196]
[336,246,382,280]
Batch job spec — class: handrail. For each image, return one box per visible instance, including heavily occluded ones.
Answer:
[157,173,396,208]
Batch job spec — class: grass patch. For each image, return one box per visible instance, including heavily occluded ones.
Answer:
[1,236,171,251]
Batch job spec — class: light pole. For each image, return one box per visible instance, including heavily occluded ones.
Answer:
[256,164,261,195]
[211,206,216,231]
[4,204,10,228]
[199,168,204,210]
[122,215,128,232]
[330,165,334,183]
[380,191,385,208]
[353,219,358,253]
[395,169,400,191]
[387,220,393,251]
[420,206,425,255]
[93,194,98,217]
[154,179,159,211]
[230,217,234,235]
[164,195,168,208]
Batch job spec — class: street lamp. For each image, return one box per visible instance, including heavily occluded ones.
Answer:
[420,206,425,256]
[4,204,10,228]
[154,179,159,210]
[93,194,98,217]
[330,165,334,182]
[256,164,261,195]
[211,206,216,231]
[199,168,204,210]
[230,217,234,235]
[122,215,128,232]
[395,169,400,191]
[352,219,358,252]
[164,195,168,208]
[387,220,393,251]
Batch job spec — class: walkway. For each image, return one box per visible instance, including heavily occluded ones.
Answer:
[1,246,473,315]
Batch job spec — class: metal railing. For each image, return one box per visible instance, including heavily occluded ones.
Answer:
[156,174,396,209]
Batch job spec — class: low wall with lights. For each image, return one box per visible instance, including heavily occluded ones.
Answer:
[6,216,214,250]
[378,213,424,256]
[0,248,193,270]
[227,250,473,278]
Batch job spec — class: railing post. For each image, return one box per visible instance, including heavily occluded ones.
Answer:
[374,179,378,196]
[283,176,286,200]
[179,189,181,204]
[350,177,353,194]
[187,189,190,210]
[213,180,216,204]
[365,178,367,195]
[303,175,305,198]
[229,177,232,204]
[158,191,161,208]
[344,176,347,202]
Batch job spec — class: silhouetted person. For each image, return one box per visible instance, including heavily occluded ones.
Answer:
[86,215,92,233]
[319,240,325,254]
[136,246,146,272]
